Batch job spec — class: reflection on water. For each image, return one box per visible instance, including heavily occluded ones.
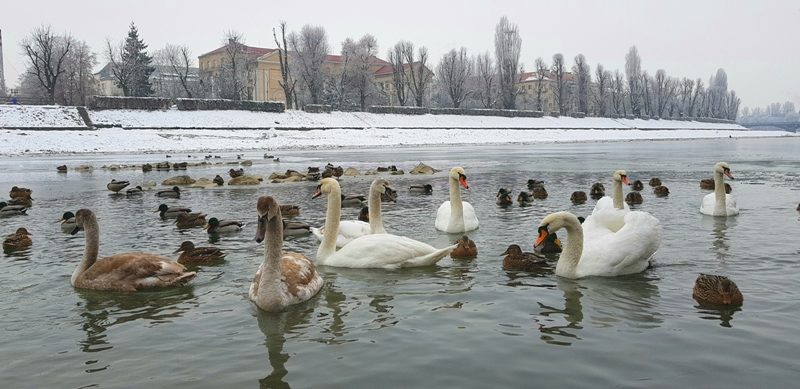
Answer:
[702,216,738,262]
[536,279,584,346]
[695,305,741,328]
[256,302,316,389]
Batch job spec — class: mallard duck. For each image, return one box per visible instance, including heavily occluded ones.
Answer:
[501,244,549,271]
[280,204,300,217]
[175,212,207,229]
[451,235,477,259]
[570,191,587,204]
[229,168,244,178]
[57,165,67,172]
[125,186,144,196]
[0,202,27,217]
[700,178,731,193]
[797,203,800,212]
[358,206,370,222]
[69,209,196,291]
[693,274,743,306]
[8,196,32,207]
[654,185,670,197]
[9,186,32,199]
[590,183,605,199]
[174,241,226,265]
[156,186,181,198]
[532,186,548,199]
[496,188,513,206]
[632,180,644,191]
[57,211,76,233]
[518,191,534,206]
[142,163,153,172]
[649,177,662,187]
[381,187,398,202]
[409,184,433,194]
[205,217,244,234]
[156,204,192,219]
[213,175,225,186]
[107,179,130,193]
[283,219,311,237]
[341,194,367,208]
[3,227,32,252]
[527,179,545,190]
[533,228,562,254]
[625,192,643,205]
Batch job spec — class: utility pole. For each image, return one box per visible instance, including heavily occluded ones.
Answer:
[0,28,6,95]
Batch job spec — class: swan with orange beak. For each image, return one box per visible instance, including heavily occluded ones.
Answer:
[435,167,479,233]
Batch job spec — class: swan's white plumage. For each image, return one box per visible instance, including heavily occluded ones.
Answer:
[317,233,456,269]
[700,192,739,216]
[311,220,371,248]
[575,211,662,278]
[589,196,630,232]
[699,162,739,217]
[435,201,479,233]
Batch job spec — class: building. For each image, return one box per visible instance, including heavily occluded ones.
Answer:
[517,70,577,112]
[94,63,201,98]
[94,63,123,96]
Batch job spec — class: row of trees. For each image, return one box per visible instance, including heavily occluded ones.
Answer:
[739,101,799,123]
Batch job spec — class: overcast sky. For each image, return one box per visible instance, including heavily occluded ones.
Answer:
[2,0,798,109]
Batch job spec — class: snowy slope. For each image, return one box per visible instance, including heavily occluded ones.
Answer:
[0,105,88,128]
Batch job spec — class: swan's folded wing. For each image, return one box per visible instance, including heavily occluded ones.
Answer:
[87,253,189,283]
[700,192,716,214]
[581,211,662,276]
[312,220,371,248]
[592,196,630,215]
[329,234,450,269]
[435,201,451,231]
[461,202,480,231]
[725,194,739,214]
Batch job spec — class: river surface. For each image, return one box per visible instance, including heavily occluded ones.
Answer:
[1,137,799,388]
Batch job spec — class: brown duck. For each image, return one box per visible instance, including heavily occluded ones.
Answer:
[501,244,550,271]
[3,227,32,253]
[451,235,477,259]
[693,274,743,306]
[175,212,207,229]
[174,241,226,265]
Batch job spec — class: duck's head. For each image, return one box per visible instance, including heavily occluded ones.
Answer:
[58,211,75,223]
[359,206,369,221]
[372,178,394,200]
[501,244,523,256]
[717,277,741,305]
[205,217,221,231]
[0,202,7,209]
[172,186,181,193]
[313,178,341,199]
[535,212,579,248]
[613,170,630,185]
[255,196,281,243]
[456,235,471,245]
[156,204,169,213]
[72,209,95,235]
[15,227,31,236]
[497,188,510,196]
[714,162,734,179]
[449,167,469,189]
[174,241,195,253]
[518,191,531,201]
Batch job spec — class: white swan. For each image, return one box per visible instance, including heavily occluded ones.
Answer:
[314,178,456,269]
[588,170,631,233]
[435,167,479,233]
[250,196,323,312]
[700,162,739,217]
[311,179,388,248]
[536,211,662,279]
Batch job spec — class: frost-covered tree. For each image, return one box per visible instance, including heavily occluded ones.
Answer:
[20,25,72,104]
[494,16,521,109]
[552,53,567,114]
[475,52,496,108]
[689,78,704,117]
[436,47,472,108]
[273,22,296,109]
[593,64,610,116]
[653,69,676,118]
[342,34,379,111]
[402,41,432,107]
[641,71,653,116]
[534,57,548,111]
[154,44,197,98]
[611,70,626,115]
[388,43,407,106]
[60,38,97,105]
[678,78,694,117]
[573,54,590,114]
[290,25,329,105]
[625,46,642,115]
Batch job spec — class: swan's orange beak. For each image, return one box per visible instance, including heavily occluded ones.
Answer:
[724,170,735,180]
[621,176,630,185]
[534,228,548,248]
[312,188,322,199]
[459,176,469,189]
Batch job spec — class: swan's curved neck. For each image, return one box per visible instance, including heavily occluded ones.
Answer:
[74,218,100,285]
[449,176,465,229]
[714,169,726,215]
[555,219,584,278]
[613,179,624,209]
[318,188,342,261]
[368,185,385,234]
[258,215,284,302]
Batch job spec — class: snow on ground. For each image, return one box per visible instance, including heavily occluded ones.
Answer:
[89,109,746,130]
[0,127,792,155]
[0,105,87,128]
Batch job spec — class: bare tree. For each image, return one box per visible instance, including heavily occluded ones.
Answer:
[388,43,407,106]
[216,31,251,100]
[653,69,677,118]
[641,71,652,116]
[60,38,97,105]
[436,47,472,108]
[552,53,567,115]
[475,52,496,108]
[105,39,132,96]
[289,25,329,105]
[343,35,378,111]
[593,64,610,116]
[494,16,522,109]
[727,90,740,120]
[611,70,626,115]
[21,25,72,104]
[402,42,432,107]
[155,44,196,98]
[678,78,694,117]
[624,46,642,115]
[273,22,296,109]
[573,54,591,114]
[534,57,548,111]
[690,78,704,117]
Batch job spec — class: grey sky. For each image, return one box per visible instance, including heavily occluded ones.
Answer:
[3,0,798,109]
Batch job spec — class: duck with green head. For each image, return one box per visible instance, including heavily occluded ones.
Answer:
[205,217,244,234]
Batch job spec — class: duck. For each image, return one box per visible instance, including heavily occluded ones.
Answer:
[409,184,433,194]
[451,235,477,259]
[649,177,662,187]
[533,229,562,255]
[57,165,68,172]
[496,188,513,206]
[589,183,605,199]
[532,186,548,199]
[527,179,545,190]
[174,241,226,266]
[341,194,367,208]
[654,186,670,197]
[205,217,244,234]
[9,186,32,199]
[68,209,196,291]
[797,203,800,212]
[314,178,456,268]
[229,168,244,178]
[700,178,732,193]
[8,196,32,207]
[156,204,192,219]
[175,212,207,229]
[0,202,27,217]
[3,227,32,253]
[156,186,181,198]
[213,175,225,186]
[570,191,587,204]
[282,219,311,237]
[281,204,300,217]
[501,244,549,272]
[518,191,534,206]
[435,167,479,233]
[107,179,130,193]
[358,206,370,222]
[311,179,389,248]
[631,180,644,191]
[625,192,643,205]
[381,187,398,202]
[700,162,739,217]
[125,186,144,196]
[250,196,323,311]
[535,211,662,279]
[692,274,743,306]
[57,211,76,233]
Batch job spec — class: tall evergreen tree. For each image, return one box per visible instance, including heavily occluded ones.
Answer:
[120,22,153,96]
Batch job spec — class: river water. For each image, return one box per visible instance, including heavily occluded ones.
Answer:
[1,137,799,388]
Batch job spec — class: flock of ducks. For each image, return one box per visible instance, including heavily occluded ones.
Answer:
[1,162,754,312]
